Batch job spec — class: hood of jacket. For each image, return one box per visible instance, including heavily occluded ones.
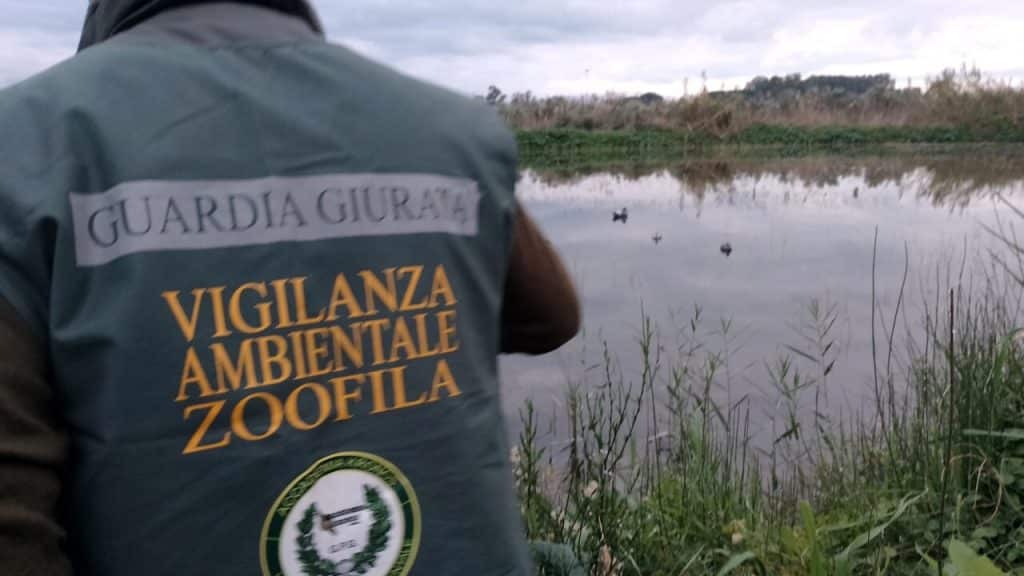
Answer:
[78,0,323,50]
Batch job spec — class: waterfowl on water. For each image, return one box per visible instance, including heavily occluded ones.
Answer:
[720,242,733,257]
[613,207,629,223]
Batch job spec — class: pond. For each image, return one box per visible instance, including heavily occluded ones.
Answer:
[500,150,1024,444]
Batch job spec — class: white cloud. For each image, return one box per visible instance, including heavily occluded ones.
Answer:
[0,1,1022,96]
[329,0,1024,96]
[0,29,75,86]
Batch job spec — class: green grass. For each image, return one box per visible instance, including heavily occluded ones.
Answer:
[515,125,1024,165]
[515,241,1024,574]
[505,66,1024,158]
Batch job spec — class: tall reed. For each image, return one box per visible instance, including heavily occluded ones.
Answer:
[515,215,1024,574]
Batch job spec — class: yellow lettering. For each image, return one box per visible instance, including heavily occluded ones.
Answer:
[368,369,389,414]
[229,282,272,334]
[437,309,459,353]
[211,340,257,394]
[327,273,364,320]
[256,335,292,387]
[288,331,310,380]
[428,265,457,307]
[162,289,206,342]
[398,266,429,311]
[232,392,283,442]
[183,400,231,454]
[329,374,365,421]
[362,319,391,366]
[429,358,462,402]
[177,347,214,402]
[360,268,398,314]
[388,316,419,362]
[271,278,294,329]
[291,277,326,326]
[285,382,331,431]
[208,286,232,338]
[304,328,332,377]
[329,325,365,371]
[413,313,441,357]
[389,366,426,410]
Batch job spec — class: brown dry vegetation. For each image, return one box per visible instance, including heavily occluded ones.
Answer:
[495,66,1024,138]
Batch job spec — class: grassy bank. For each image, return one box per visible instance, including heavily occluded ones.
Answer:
[515,126,1024,164]
[504,67,1024,162]
[515,226,1024,574]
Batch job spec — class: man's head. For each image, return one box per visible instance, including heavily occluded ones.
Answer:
[79,0,323,51]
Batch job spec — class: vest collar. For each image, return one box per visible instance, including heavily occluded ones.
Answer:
[78,0,324,51]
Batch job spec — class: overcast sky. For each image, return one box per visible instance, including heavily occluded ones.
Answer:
[1,1,1022,97]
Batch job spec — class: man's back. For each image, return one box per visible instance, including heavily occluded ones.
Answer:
[0,3,541,574]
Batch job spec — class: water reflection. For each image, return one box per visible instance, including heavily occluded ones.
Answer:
[528,150,1024,209]
[500,152,1023,446]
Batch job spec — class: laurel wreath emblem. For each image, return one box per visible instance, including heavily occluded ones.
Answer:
[296,485,392,576]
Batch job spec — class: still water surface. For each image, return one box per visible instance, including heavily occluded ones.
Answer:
[500,152,1024,441]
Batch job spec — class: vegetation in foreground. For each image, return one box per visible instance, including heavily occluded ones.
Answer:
[515,210,1024,574]
[492,67,1024,158]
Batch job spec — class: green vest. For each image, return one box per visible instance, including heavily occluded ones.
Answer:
[0,3,528,574]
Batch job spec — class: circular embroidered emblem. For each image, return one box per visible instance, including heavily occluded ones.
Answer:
[261,452,421,576]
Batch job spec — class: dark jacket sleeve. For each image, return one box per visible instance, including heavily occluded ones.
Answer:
[0,300,70,576]
[501,203,581,355]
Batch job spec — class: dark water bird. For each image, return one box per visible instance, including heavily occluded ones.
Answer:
[720,242,733,257]
[652,233,663,245]
[853,187,860,199]
[613,207,629,223]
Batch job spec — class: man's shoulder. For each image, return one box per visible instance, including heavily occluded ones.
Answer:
[0,46,116,126]
[0,62,64,118]
[0,60,77,180]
